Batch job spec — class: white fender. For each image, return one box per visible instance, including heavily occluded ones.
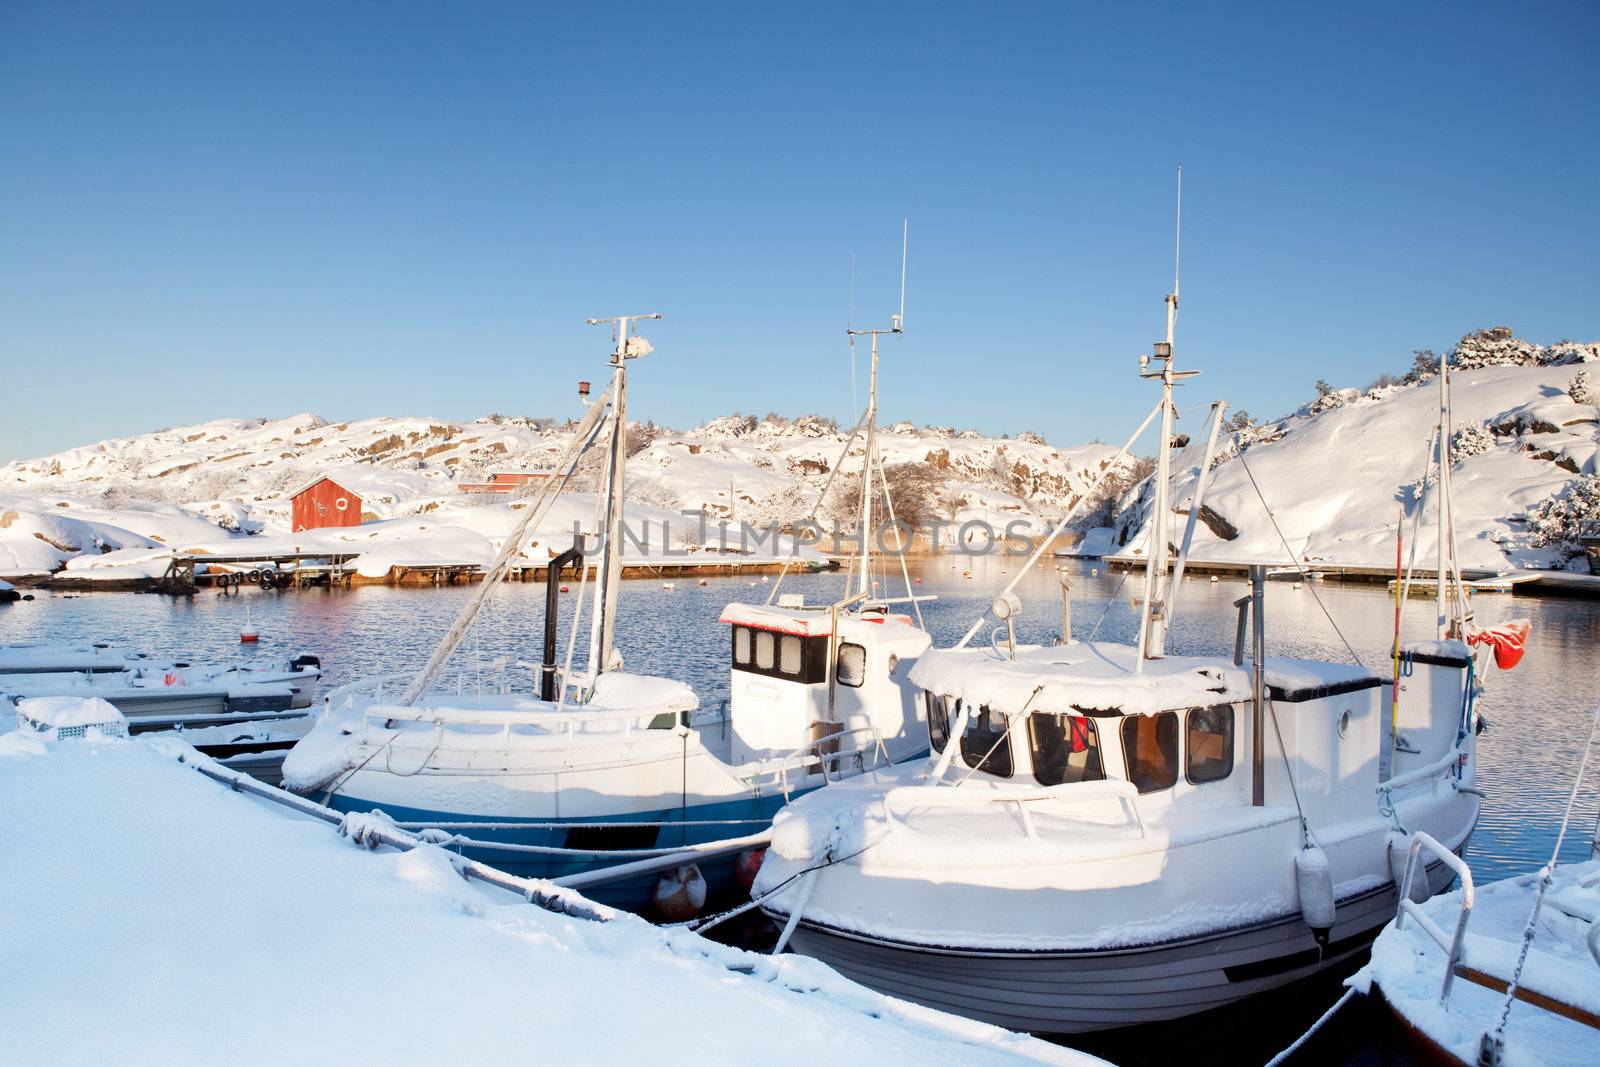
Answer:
[1295,845,1335,941]
[1387,831,1431,903]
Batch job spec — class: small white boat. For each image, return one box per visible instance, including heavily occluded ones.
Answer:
[1,653,322,783]
[1352,703,1600,1067]
[1356,847,1599,1066]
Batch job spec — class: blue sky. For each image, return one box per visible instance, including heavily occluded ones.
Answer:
[2,1,1595,462]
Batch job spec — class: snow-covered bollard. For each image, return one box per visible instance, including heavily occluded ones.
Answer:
[13,697,128,741]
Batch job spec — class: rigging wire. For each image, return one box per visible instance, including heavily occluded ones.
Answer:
[1234,442,1367,669]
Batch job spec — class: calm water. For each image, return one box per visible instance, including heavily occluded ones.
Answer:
[5,555,1597,1064]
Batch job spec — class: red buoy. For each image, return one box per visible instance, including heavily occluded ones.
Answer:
[735,848,765,889]
[1468,619,1531,670]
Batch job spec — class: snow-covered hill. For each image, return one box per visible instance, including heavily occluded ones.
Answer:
[0,412,1128,578]
[1103,329,1600,574]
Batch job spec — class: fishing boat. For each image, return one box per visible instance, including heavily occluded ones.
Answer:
[284,289,935,914]
[1,649,322,782]
[752,212,1518,1034]
[1351,709,1600,1067]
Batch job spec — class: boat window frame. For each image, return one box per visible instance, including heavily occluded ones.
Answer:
[729,625,830,684]
[1184,704,1235,785]
[836,642,867,688]
[1120,711,1180,794]
[1027,711,1106,787]
[958,704,1014,779]
[926,692,951,752]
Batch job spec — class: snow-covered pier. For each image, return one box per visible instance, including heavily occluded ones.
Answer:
[0,727,1100,1067]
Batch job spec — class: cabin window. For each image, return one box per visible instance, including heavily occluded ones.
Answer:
[1121,712,1179,793]
[1186,705,1234,783]
[837,643,866,688]
[927,693,950,751]
[779,635,803,676]
[959,705,1013,778]
[730,628,831,684]
[1029,713,1105,786]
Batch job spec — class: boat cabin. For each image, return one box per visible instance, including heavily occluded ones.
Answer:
[718,600,931,767]
[909,642,1466,823]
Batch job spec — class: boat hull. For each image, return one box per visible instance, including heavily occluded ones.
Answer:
[323,791,791,912]
[776,857,1461,1035]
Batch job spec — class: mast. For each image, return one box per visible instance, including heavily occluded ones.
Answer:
[845,220,907,602]
[1434,346,1466,639]
[584,312,661,678]
[1137,170,1196,665]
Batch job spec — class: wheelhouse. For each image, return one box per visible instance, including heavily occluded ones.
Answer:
[925,690,1243,796]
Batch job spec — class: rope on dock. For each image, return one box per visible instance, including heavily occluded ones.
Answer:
[177,749,617,923]
[1263,987,1356,1067]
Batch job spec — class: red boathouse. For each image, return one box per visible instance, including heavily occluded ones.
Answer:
[290,477,363,533]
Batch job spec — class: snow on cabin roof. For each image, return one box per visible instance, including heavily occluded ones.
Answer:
[909,643,1380,717]
[718,602,931,649]
[284,474,360,501]
[719,602,835,637]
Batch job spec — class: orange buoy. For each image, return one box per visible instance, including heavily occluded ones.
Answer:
[239,627,259,643]
[559,583,570,593]
[653,864,707,921]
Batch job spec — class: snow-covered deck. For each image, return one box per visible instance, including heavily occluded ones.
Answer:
[1353,859,1600,1067]
[0,730,1101,1066]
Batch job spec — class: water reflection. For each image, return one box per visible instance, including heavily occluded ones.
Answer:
[5,555,1597,881]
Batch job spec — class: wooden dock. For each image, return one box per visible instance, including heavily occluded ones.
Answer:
[30,551,830,595]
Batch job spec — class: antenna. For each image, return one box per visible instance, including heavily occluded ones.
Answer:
[848,253,858,414]
[894,218,908,333]
[1173,166,1182,302]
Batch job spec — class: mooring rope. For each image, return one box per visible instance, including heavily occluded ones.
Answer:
[1262,987,1357,1067]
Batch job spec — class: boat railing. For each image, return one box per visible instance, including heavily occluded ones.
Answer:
[1379,742,1467,806]
[358,696,689,747]
[886,778,1146,840]
[1394,830,1476,1001]
[774,726,891,799]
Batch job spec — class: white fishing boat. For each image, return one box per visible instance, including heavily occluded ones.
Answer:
[1351,710,1600,1067]
[753,209,1515,1034]
[0,647,322,782]
[285,287,936,913]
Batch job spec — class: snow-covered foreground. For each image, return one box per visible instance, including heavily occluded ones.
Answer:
[0,730,1097,1066]
[1352,859,1600,1067]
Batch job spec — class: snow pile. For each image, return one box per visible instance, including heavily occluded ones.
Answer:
[0,731,1097,1066]
[1105,334,1600,571]
[1353,858,1600,1067]
[13,695,127,732]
